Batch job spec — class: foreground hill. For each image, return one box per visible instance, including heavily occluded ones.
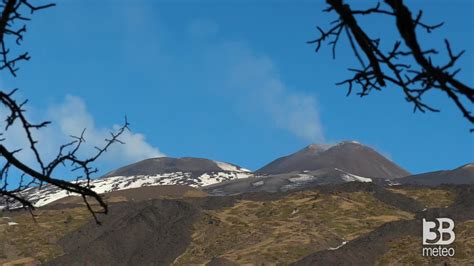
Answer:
[397,163,474,186]
[295,184,474,265]
[257,141,410,179]
[1,182,472,265]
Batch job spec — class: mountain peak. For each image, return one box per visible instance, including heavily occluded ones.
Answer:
[257,142,409,179]
[302,144,332,154]
[104,157,251,178]
[460,163,474,170]
[339,140,361,145]
[306,144,321,150]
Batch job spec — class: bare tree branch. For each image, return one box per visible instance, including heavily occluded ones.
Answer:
[0,1,129,224]
[309,0,474,124]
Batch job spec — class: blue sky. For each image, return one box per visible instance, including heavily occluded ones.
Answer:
[2,0,473,177]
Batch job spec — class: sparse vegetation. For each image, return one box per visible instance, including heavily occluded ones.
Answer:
[0,186,208,264]
[388,187,456,208]
[174,191,414,265]
[0,186,471,265]
[0,208,91,264]
[377,220,474,264]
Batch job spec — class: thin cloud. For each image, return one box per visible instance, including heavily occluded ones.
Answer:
[49,95,165,163]
[194,37,326,143]
[227,48,325,142]
[1,95,164,173]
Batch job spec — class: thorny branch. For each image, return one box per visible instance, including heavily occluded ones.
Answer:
[0,0,129,224]
[309,0,473,124]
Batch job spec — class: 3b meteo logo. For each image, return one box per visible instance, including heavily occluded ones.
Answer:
[422,218,455,257]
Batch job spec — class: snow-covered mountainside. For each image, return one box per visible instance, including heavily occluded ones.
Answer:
[0,143,422,209]
[1,158,253,208]
[205,167,374,196]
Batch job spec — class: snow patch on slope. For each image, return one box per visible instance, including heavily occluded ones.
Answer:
[328,241,348,250]
[215,161,251,172]
[288,174,315,183]
[336,168,372,182]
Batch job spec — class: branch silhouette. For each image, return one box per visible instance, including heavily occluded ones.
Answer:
[310,0,473,124]
[0,0,128,224]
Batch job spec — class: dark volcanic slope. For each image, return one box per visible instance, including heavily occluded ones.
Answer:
[257,141,409,179]
[47,199,199,266]
[104,157,247,177]
[398,163,474,186]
